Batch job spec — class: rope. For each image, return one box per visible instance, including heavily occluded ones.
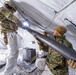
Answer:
[58,0,76,13]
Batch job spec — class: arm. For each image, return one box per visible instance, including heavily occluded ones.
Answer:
[34,35,49,52]
[48,47,54,54]
[7,12,20,25]
[65,40,76,69]
[1,7,20,25]
[34,35,43,45]
[67,60,76,69]
[0,7,20,45]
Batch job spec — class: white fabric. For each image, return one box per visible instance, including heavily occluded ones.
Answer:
[35,58,46,70]
[4,32,19,75]
[37,50,48,57]
[41,65,53,75]
[35,58,53,75]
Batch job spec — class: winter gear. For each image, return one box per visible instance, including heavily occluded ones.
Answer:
[46,36,73,75]
[35,58,46,70]
[36,35,73,75]
[54,26,67,36]
[0,7,19,44]
[34,33,49,52]
[4,1,17,12]
[4,32,19,75]
[67,60,76,69]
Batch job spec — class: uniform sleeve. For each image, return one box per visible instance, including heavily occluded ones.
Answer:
[1,7,20,25]
[0,12,7,21]
[63,40,73,49]
[34,35,49,52]
[34,35,43,45]
[48,47,54,54]
[63,40,76,68]
[7,13,20,25]
[68,43,73,49]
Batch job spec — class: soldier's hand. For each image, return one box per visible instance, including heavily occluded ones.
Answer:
[67,59,76,69]
[34,35,37,38]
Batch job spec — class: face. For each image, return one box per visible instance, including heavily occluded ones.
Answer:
[53,30,62,36]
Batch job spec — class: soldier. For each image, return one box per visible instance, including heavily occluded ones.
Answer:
[0,1,20,75]
[35,26,76,75]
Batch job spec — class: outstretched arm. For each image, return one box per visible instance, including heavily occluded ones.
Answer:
[0,7,21,25]
[66,43,76,69]
[67,60,76,69]
[34,35,43,45]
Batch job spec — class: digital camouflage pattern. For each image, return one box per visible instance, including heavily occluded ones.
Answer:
[5,1,17,12]
[54,26,67,36]
[0,7,19,32]
[0,7,19,33]
[37,40,49,52]
[46,36,73,75]
[34,35,49,52]
[0,7,20,44]
[36,35,73,75]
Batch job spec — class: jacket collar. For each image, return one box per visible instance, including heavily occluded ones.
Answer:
[54,36,66,40]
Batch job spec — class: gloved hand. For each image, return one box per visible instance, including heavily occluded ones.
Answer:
[34,35,41,44]
[34,35,37,38]
[67,59,76,69]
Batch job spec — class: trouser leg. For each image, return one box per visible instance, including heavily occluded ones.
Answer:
[41,65,53,75]
[4,32,19,75]
[35,58,46,70]
[35,58,53,75]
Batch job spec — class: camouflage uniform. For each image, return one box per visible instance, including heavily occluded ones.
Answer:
[34,33,49,52]
[34,24,74,75]
[46,36,73,75]
[0,7,19,44]
[0,2,20,75]
[0,7,19,32]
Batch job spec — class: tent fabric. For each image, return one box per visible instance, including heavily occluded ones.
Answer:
[12,0,76,30]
